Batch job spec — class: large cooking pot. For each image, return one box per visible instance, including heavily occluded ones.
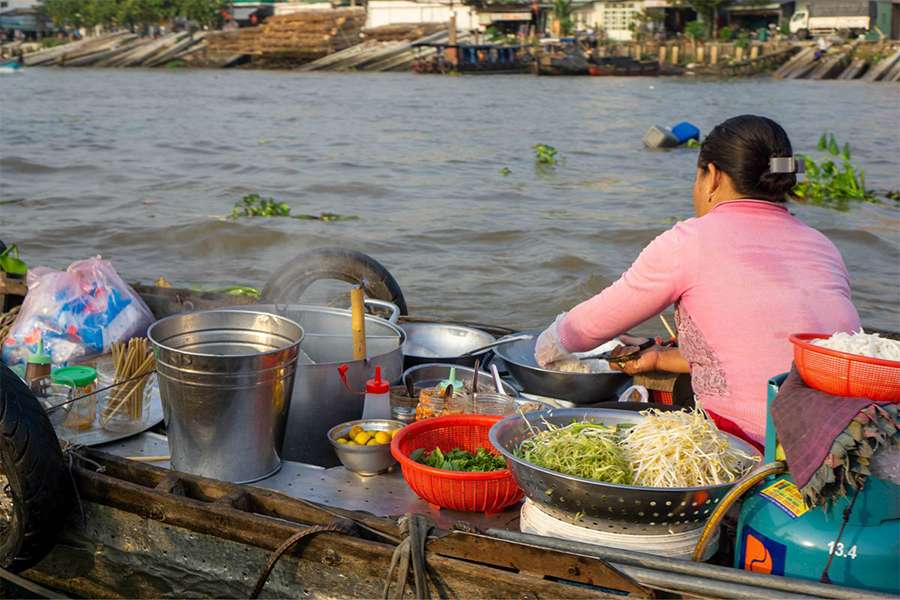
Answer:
[400,322,496,369]
[231,300,404,467]
[495,334,630,405]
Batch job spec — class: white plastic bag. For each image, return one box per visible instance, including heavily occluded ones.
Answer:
[2,257,154,366]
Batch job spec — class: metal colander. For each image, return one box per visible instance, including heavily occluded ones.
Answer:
[489,408,761,534]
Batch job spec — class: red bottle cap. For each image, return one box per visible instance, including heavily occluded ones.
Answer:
[366,365,390,394]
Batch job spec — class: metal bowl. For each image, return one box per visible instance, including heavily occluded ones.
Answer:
[402,363,520,397]
[489,408,762,534]
[327,419,406,476]
[400,323,495,369]
[495,334,629,405]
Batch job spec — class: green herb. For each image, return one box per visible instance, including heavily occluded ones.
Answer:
[793,133,881,211]
[412,447,507,472]
[516,420,632,484]
[499,167,512,176]
[685,138,701,149]
[230,193,358,222]
[533,144,559,167]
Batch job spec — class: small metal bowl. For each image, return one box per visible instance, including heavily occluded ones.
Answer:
[327,419,406,476]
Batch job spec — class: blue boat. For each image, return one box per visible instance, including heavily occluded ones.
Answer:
[0,59,24,73]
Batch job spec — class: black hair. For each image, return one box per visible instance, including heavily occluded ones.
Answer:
[698,115,796,203]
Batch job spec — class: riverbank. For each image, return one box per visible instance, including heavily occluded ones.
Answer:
[6,11,900,81]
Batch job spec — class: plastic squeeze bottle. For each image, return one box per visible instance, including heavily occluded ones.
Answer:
[362,365,391,420]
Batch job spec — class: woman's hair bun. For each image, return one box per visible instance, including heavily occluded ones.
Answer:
[758,170,797,198]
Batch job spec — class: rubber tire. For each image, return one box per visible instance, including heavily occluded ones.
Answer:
[262,247,408,315]
[0,364,72,572]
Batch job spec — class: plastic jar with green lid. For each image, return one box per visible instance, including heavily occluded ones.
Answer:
[52,366,97,431]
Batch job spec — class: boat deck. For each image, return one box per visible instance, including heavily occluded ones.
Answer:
[106,432,521,532]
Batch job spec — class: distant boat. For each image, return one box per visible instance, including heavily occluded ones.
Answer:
[0,60,24,74]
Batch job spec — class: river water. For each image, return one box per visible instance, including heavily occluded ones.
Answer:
[1,70,898,332]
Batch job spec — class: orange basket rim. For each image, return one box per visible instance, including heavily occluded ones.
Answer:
[789,333,900,368]
[390,414,513,481]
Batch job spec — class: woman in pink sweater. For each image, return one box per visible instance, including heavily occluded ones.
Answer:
[535,115,860,445]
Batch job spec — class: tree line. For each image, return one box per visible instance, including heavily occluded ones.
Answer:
[41,0,230,30]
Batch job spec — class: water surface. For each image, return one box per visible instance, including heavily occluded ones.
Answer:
[1,70,898,331]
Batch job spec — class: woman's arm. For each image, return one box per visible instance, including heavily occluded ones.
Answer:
[611,345,691,375]
[558,223,695,352]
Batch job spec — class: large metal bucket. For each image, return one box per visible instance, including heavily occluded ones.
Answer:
[148,310,303,483]
[233,303,405,467]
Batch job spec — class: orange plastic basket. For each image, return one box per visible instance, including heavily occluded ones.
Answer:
[790,333,900,402]
[390,414,523,514]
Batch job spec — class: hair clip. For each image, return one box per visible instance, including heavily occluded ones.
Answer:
[769,157,804,174]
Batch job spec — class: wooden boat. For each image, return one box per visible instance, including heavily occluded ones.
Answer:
[588,56,660,77]
[0,251,890,599]
[411,42,530,75]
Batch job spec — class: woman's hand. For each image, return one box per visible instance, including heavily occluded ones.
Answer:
[534,313,574,368]
[611,345,691,375]
[610,346,662,375]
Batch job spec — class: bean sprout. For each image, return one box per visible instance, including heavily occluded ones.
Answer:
[621,409,756,488]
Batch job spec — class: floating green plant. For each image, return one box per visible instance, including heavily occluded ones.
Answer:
[533,144,559,167]
[793,134,879,211]
[230,194,358,222]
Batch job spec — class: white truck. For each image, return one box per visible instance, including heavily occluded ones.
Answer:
[789,7,871,38]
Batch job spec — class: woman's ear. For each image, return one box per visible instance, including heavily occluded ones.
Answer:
[706,163,721,201]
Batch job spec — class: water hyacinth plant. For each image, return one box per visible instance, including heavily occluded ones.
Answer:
[533,144,559,167]
[793,134,878,211]
[230,194,358,222]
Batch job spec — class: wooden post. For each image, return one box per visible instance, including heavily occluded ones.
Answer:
[736,45,744,61]
[711,43,718,65]
[750,45,759,59]
[448,14,457,46]
[636,44,642,60]
[350,286,366,360]
[659,45,666,63]
[697,44,705,63]
[671,45,679,64]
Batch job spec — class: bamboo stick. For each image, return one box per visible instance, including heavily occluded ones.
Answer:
[350,287,366,360]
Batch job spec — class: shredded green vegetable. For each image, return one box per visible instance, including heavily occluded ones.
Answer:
[516,421,632,484]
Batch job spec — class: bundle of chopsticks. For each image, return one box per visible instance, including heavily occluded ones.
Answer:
[101,337,155,426]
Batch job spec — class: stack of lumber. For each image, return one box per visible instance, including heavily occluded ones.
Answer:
[206,27,264,56]
[206,8,365,62]
[23,32,131,66]
[259,8,365,56]
[362,22,445,42]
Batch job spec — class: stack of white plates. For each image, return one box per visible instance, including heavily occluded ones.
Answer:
[520,499,718,561]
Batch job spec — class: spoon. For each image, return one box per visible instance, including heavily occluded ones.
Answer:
[490,364,505,394]
[459,334,533,358]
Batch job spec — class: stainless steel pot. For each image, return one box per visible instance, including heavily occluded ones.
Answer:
[230,302,404,467]
[148,310,303,483]
[400,323,496,369]
[495,334,630,405]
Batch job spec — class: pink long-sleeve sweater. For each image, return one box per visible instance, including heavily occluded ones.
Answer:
[558,199,861,444]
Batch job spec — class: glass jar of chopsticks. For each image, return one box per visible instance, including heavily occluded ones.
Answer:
[98,338,156,433]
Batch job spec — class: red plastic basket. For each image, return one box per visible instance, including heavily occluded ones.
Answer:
[790,333,900,402]
[390,414,523,514]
